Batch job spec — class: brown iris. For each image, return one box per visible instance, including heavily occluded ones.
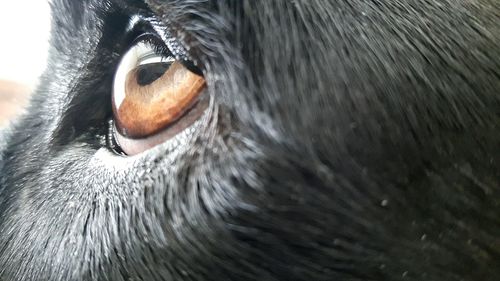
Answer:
[112,60,206,138]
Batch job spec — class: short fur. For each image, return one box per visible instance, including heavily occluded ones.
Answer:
[0,0,499,280]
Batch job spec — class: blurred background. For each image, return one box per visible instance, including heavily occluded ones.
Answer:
[0,1,51,126]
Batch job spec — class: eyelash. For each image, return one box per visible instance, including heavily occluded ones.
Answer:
[107,119,126,155]
[135,34,173,58]
[122,18,188,62]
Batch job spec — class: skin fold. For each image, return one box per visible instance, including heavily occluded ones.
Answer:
[0,0,499,280]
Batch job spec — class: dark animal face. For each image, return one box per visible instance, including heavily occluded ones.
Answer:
[1,1,499,280]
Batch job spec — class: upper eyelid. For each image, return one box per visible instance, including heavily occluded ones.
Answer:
[130,34,203,75]
[125,12,205,75]
[126,15,191,61]
[126,20,205,77]
[132,34,174,58]
[138,54,175,65]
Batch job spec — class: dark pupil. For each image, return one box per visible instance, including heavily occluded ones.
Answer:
[136,62,171,86]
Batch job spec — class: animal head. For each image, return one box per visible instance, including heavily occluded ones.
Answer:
[0,1,499,280]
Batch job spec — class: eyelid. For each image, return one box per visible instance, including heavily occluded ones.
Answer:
[131,33,173,58]
[113,96,209,155]
[139,55,174,65]
[125,16,197,65]
[132,33,203,75]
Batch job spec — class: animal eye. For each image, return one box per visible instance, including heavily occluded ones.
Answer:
[110,36,207,155]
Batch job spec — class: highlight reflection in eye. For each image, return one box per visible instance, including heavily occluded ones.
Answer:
[111,37,206,155]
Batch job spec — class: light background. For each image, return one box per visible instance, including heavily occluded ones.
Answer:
[0,1,51,87]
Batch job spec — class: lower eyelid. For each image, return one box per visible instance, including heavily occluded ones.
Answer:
[114,96,209,155]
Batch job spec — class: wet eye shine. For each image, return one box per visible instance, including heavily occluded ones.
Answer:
[110,35,206,155]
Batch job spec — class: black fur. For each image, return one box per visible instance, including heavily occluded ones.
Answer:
[0,0,499,280]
